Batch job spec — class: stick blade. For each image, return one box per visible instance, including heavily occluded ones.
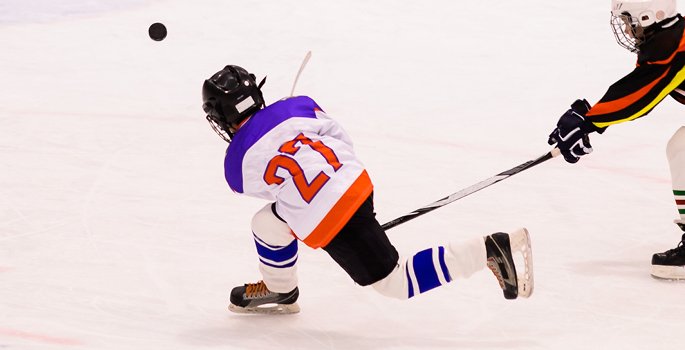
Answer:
[290,50,312,96]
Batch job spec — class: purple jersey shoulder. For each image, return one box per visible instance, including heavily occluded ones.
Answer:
[224,96,322,193]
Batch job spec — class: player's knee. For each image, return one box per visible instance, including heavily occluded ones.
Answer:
[251,204,293,245]
[370,264,410,300]
[667,127,685,160]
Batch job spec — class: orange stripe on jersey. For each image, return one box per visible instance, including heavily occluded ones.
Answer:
[303,170,374,249]
[586,68,671,116]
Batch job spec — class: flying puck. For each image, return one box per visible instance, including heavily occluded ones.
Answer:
[148,22,167,41]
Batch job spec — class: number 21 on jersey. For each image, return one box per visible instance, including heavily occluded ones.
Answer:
[263,133,343,203]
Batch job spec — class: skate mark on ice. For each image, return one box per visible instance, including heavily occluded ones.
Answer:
[0,328,83,346]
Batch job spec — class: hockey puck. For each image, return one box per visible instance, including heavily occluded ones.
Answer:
[148,22,167,41]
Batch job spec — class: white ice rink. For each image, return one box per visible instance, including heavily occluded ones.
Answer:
[2,0,685,349]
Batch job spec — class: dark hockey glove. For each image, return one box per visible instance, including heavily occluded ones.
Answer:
[547,99,601,164]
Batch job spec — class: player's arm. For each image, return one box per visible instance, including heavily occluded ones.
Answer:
[548,60,685,163]
[584,62,685,128]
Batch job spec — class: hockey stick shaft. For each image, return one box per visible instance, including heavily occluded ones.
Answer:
[381,148,561,231]
[290,51,312,96]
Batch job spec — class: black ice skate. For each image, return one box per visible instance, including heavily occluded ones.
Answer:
[228,281,300,315]
[484,228,534,299]
[651,233,685,280]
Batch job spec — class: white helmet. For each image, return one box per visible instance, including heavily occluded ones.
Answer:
[610,0,678,52]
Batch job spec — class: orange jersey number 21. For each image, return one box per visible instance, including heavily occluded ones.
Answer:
[264,133,343,203]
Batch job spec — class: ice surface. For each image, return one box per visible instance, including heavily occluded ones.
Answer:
[2,0,685,349]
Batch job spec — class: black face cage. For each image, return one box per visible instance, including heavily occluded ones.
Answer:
[611,13,645,53]
[206,115,233,143]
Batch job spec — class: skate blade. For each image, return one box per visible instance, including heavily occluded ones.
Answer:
[228,302,301,315]
[651,265,685,281]
[508,228,534,298]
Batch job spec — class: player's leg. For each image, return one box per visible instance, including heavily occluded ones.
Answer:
[652,127,685,279]
[370,238,484,300]
[667,127,685,226]
[251,203,299,293]
[229,203,300,314]
[372,229,533,300]
[322,195,400,287]
[322,194,532,300]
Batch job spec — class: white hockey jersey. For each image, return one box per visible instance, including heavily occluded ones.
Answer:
[224,96,373,248]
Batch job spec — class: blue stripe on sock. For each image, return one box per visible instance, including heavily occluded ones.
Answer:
[405,264,415,298]
[254,238,298,264]
[438,246,452,283]
[412,248,441,293]
[253,233,285,249]
[260,257,298,269]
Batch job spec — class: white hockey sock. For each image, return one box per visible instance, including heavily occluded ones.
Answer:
[371,238,486,300]
[251,204,299,293]
[667,127,685,222]
[254,234,299,293]
[445,237,488,279]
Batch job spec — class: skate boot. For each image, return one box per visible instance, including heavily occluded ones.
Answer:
[484,228,534,299]
[651,233,685,280]
[228,281,300,315]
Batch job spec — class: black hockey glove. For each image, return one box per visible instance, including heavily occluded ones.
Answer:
[547,99,602,164]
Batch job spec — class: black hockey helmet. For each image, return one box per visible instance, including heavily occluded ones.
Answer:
[202,65,266,142]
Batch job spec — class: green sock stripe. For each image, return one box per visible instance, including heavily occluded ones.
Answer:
[679,209,685,214]
[674,190,685,196]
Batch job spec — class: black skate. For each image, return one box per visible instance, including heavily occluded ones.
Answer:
[228,281,300,315]
[484,228,534,299]
[651,233,685,280]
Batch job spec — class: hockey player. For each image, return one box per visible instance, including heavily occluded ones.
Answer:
[201,65,534,314]
[547,0,685,279]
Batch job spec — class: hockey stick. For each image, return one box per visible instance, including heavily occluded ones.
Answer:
[381,148,561,231]
[290,50,312,96]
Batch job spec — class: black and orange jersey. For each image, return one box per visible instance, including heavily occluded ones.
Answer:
[586,15,685,128]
